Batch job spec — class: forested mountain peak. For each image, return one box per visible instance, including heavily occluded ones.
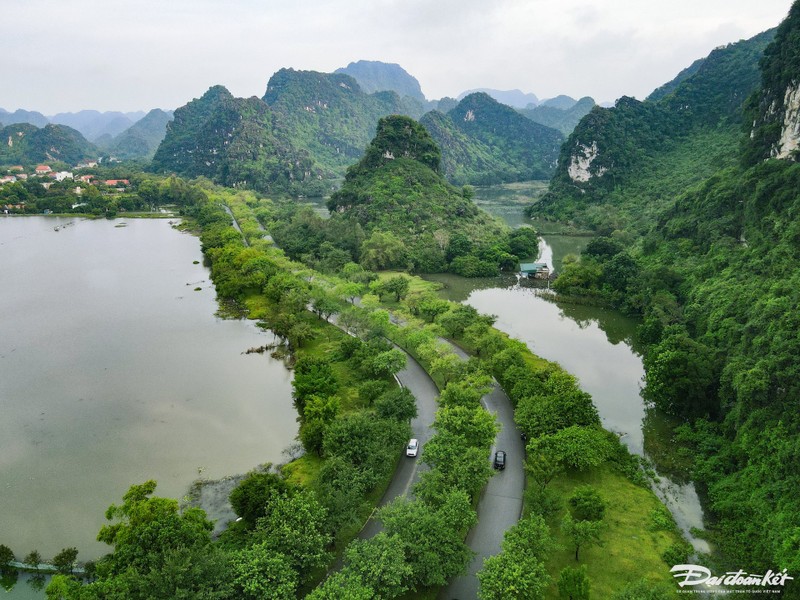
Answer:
[334,60,426,102]
[263,68,365,104]
[352,115,441,173]
[0,122,96,164]
[326,114,510,275]
[746,2,800,162]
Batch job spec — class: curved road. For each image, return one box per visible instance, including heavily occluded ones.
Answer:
[440,344,526,600]
[358,348,440,539]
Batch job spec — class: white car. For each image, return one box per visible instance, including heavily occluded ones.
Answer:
[406,438,419,457]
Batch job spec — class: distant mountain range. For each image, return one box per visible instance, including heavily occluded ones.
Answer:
[0,60,595,185]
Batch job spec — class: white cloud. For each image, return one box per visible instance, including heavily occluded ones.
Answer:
[0,0,793,112]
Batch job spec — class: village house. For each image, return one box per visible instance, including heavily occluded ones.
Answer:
[0,175,16,184]
[8,165,23,172]
[519,262,551,279]
[51,171,74,182]
[34,165,51,174]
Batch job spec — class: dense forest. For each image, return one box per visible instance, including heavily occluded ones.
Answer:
[537,3,800,585]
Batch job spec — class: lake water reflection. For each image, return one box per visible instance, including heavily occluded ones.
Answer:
[0,217,297,562]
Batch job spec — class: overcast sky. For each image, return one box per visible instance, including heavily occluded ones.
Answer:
[1,0,794,114]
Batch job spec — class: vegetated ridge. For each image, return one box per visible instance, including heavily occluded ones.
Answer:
[420,92,564,185]
[538,3,800,581]
[104,109,173,160]
[534,28,775,234]
[0,123,96,165]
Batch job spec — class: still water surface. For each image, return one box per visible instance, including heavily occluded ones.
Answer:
[0,217,297,565]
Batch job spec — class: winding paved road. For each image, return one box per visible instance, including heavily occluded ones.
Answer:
[357,349,440,539]
[440,344,526,600]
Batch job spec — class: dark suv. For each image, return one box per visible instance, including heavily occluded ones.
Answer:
[493,450,506,470]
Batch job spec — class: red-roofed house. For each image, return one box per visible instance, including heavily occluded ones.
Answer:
[104,179,130,187]
[9,166,23,172]
[35,165,51,174]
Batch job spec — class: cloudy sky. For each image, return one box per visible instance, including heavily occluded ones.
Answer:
[2,0,794,114]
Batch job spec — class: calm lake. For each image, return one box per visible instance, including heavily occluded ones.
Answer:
[0,216,297,567]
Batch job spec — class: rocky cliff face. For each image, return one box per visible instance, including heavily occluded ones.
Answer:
[772,83,800,158]
[745,3,800,163]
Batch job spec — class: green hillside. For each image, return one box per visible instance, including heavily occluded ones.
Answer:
[263,68,425,174]
[0,123,96,165]
[420,92,563,185]
[534,29,775,234]
[543,4,800,579]
[518,96,595,135]
[108,108,173,159]
[325,115,518,276]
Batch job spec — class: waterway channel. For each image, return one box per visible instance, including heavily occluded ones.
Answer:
[0,216,297,583]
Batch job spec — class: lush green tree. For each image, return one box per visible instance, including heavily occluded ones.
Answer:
[384,275,411,301]
[429,352,465,386]
[379,491,476,588]
[375,387,418,422]
[52,548,78,575]
[558,565,591,600]
[568,486,606,522]
[253,490,330,576]
[515,389,599,439]
[228,470,291,529]
[433,405,499,450]
[0,544,14,573]
[509,227,539,259]
[45,575,82,599]
[292,357,339,413]
[436,304,491,338]
[643,328,718,416]
[478,550,549,600]
[24,550,41,568]
[310,290,340,321]
[305,571,375,600]
[525,448,563,490]
[335,281,364,304]
[230,543,297,600]
[96,481,214,576]
[420,432,494,499]
[562,515,603,561]
[501,515,554,557]
[438,372,493,408]
[360,231,408,271]
[343,533,413,599]
[528,426,612,471]
[362,348,407,379]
